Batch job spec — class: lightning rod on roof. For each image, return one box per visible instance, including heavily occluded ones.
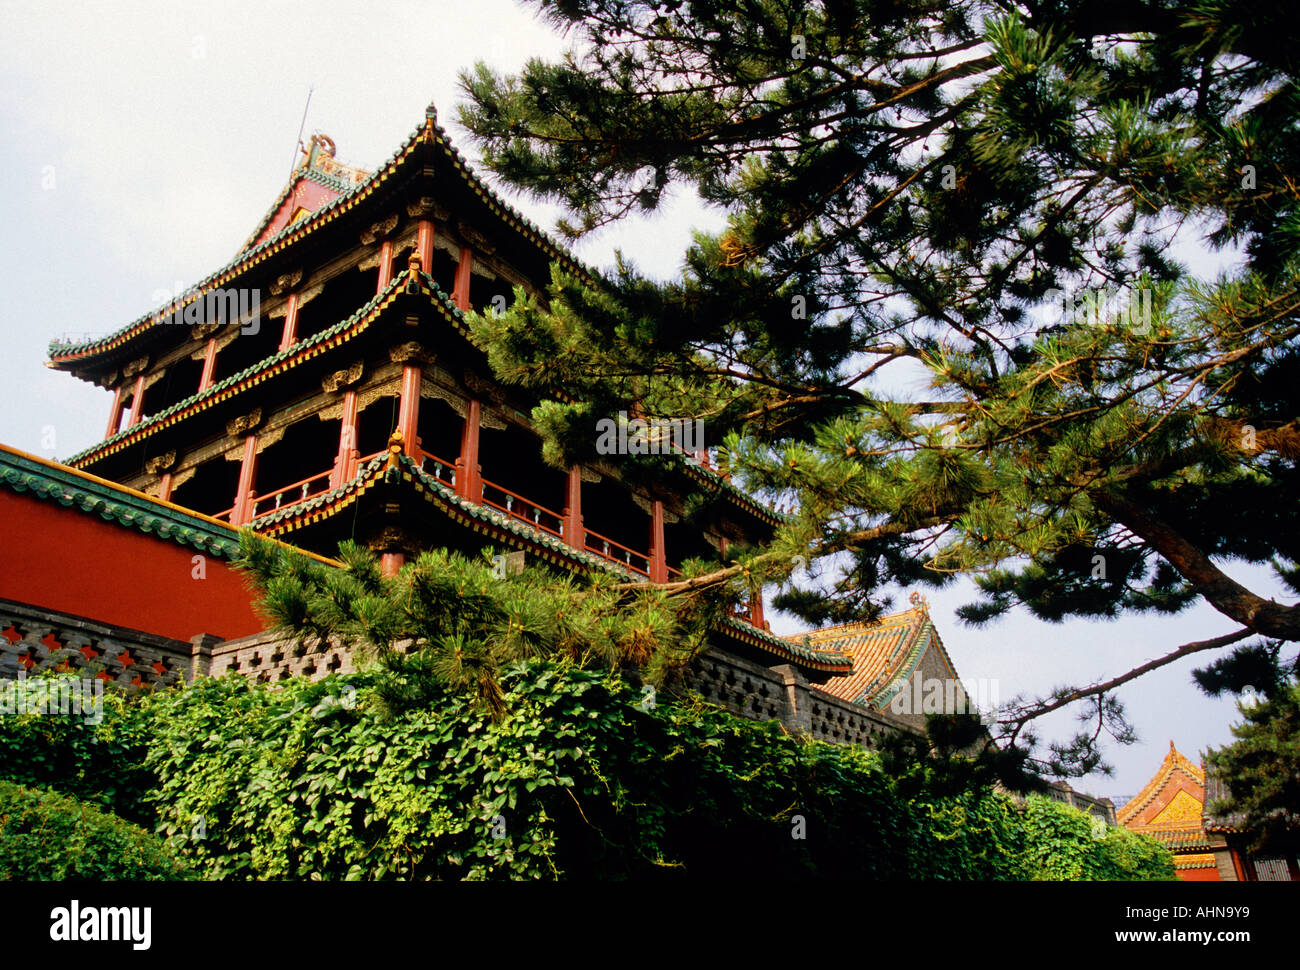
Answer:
[288,85,316,179]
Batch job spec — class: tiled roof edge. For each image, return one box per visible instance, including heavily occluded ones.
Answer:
[48,106,592,367]
[0,443,243,558]
[64,272,417,467]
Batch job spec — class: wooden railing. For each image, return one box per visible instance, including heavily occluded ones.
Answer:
[584,528,651,577]
[250,466,334,519]
[481,476,564,538]
[415,449,457,487]
[239,449,385,523]
[207,443,682,582]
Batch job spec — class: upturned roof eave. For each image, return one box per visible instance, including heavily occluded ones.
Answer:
[47,106,590,375]
[0,441,339,567]
[44,106,784,526]
[61,271,438,468]
[64,265,784,527]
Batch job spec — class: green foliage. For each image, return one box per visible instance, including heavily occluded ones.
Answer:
[132,663,1168,881]
[234,534,706,719]
[140,665,906,879]
[0,780,187,881]
[1196,642,1300,852]
[456,0,1300,773]
[0,672,156,826]
[1020,795,1175,881]
[0,664,1172,881]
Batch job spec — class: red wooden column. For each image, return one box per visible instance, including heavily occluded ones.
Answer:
[376,240,394,292]
[198,338,218,392]
[277,292,300,352]
[105,386,125,438]
[453,246,474,310]
[231,434,259,526]
[749,589,766,629]
[332,389,360,488]
[380,553,406,576]
[158,473,174,503]
[125,375,146,428]
[416,220,435,276]
[649,500,668,582]
[456,399,483,502]
[396,365,422,457]
[563,467,584,551]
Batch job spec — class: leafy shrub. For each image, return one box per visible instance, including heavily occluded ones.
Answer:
[139,663,986,878]
[1020,795,1175,880]
[144,664,926,879]
[0,780,187,881]
[0,673,156,826]
[136,661,1168,880]
[0,663,1175,880]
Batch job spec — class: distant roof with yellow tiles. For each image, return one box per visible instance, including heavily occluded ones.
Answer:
[1119,742,1215,865]
[781,592,961,709]
[1118,741,1205,826]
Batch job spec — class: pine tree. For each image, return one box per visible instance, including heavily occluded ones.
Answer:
[1195,642,1300,852]
[234,534,706,718]
[453,0,1300,770]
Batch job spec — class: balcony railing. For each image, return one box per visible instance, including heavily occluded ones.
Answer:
[209,445,731,591]
[250,466,334,519]
[584,528,651,577]
[415,449,457,487]
[481,477,564,539]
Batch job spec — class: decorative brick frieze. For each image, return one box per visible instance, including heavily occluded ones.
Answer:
[0,599,192,690]
[0,601,913,747]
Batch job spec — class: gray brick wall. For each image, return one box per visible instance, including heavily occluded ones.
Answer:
[0,601,914,748]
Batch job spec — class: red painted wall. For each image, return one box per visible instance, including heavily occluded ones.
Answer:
[0,490,267,641]
[1179,868,1220,882]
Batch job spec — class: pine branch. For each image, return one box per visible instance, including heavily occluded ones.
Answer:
[1096,490,1300,640]
[994,626,1255,744]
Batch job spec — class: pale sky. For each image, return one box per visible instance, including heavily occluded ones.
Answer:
[0,0,1284,800]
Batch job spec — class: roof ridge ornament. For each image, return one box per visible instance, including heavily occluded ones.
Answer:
[908,590,929,615]
[386,431,405,471]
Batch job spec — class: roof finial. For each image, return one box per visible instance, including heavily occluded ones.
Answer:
[386,430,405,470]
[425,101,438,122]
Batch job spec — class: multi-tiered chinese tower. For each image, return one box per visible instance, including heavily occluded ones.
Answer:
[41,105,850,685]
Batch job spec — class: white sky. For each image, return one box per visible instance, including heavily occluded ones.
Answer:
[0,0,1284,800]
